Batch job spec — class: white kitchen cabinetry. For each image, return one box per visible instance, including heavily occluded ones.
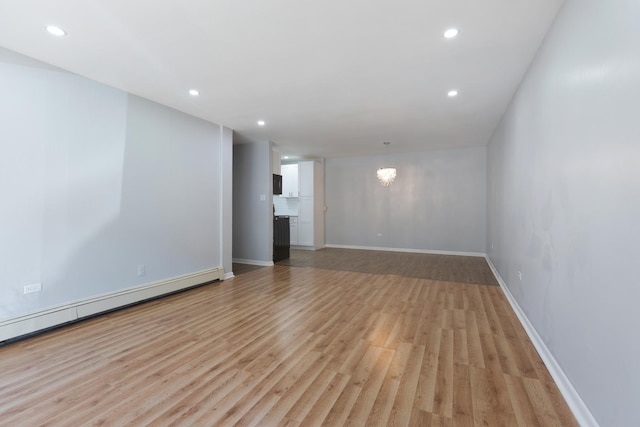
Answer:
[281,164,298,197]
[297,199,314,246]
[289,216,298,245]
[295,161,324,250]
[298,161,314,197]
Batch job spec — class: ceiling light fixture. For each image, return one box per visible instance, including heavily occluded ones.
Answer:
[46,25,67,37]
[444,28,459,39]
[448,90,459,97]
[189,89,199,96]
[377,142,396,186]
[257,120,265,126]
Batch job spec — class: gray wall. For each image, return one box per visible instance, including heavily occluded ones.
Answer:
[0,47,228,320]
[326,146,486,253]
[232,136,273,263]
[487,0,640,425]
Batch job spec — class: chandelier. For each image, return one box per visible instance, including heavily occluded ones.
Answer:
[377,167,397,186]
[377,141,396,186]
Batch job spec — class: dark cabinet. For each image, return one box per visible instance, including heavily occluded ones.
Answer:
[273,216,290,261]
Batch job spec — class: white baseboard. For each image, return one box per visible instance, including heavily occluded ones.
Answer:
[0,267,223,342]
[484,256,599,427]
[291,245,315,251]
[223,272,235,280]
[325,244,485,257]
[232,258,274,267]
[290,244,326,251]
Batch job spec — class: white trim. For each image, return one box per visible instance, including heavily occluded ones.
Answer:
[484,256,599,427]
[0,267,223,342]
[290,244,327,251]
[220,125,226,280]
[232,258,275,267]
[223,272,235,280]
[325,243,485,257]
[291,245,316,251]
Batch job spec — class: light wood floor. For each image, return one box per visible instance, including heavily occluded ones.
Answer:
[0,256,576,426]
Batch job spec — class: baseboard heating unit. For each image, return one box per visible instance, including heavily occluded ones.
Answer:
[0,267,224,343]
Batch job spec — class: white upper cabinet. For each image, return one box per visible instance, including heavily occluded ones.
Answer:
[281,164,298,197]
[298,161,314,197]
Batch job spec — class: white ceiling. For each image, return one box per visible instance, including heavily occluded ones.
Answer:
[0,0,563,158]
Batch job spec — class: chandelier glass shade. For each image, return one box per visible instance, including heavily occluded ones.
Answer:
[377,167,397,186]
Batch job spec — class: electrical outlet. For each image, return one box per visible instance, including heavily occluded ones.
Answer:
[517,271,522,281]
[137,264,146,277]
[24,283,42,294]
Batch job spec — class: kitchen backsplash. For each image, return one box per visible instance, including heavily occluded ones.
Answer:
[273,195,299,216]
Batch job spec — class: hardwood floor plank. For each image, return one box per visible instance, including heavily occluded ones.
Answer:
[479,286,506,336]
[469,366,500,427]
[365,341,413,426]
[523,377,577,427]
[49,337,237,426]
[245,350,328,426]
[409,408,433,426]
[387,343,425,426]
[493,333,524,377]
[478,333,519,425]
[201,332,325,426]
[504,374,542,427]
[464,311,485,369]
[453,328,470,367]
[413,350,439,413]
[345,347,394,425]
[452,363,474,427]
[2,329,200,425]
[299,372,351,425]
[433,328,454,418]
[284,369,337,423]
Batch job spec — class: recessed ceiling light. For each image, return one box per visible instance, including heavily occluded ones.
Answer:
[444,28,459,39]
[46,25,67,37]
[283,156,289,159]
[257,120,265,126]
[448,90,459,97]
[189,89,199,96]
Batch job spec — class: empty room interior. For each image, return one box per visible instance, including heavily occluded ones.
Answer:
[0,0,637,426]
